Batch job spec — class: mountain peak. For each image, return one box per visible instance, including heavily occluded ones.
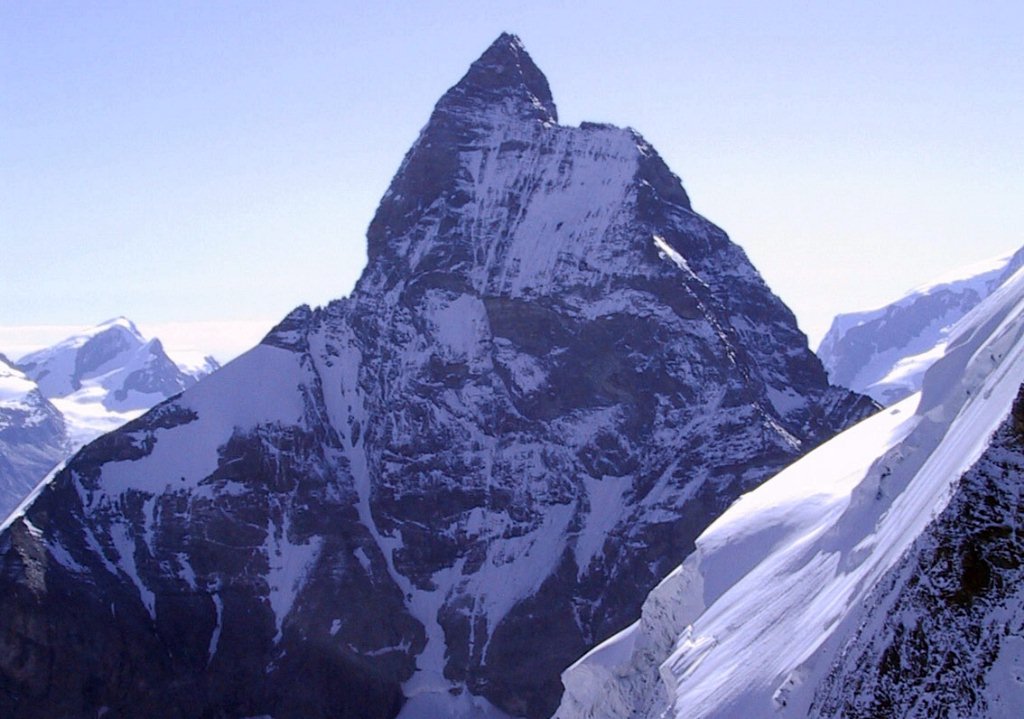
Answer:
[437,32,557,123]
[90,316,144,343]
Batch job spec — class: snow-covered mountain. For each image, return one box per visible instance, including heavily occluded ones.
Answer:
[0,319,218,520]
[556,263,1024,718]
[0,354,68,516]
[16,317,219,448]
[818,246,1024,404]
[0,35,873,719]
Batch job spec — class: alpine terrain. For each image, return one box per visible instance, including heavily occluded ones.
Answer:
[16,317,220,450]
[0,318,219,521]
[0,355,68,518]
[0,35,874,719]
[819,245,1024,405]
[556,259,1024,718]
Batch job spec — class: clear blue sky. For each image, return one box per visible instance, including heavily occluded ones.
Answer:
[3,1,1022,361]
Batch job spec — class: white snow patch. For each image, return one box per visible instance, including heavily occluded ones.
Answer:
[109,521,156,619]
[396,690,513,719]
[46,538,89,573]
[353,546,373,575]
[653,235,701,284]
[426,293,488,360]
[987,634,1024,718]
[492,339,547,394]
[265,515,322,644]
[765,386,806,416]
[575,475,631,579]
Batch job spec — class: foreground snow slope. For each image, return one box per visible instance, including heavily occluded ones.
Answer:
[557,263,1024,719]
[818,245,1024,404]
[812,390,1024,717]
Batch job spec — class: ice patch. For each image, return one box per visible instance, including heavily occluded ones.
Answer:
[575,475,632,579]
[265,515,322,644]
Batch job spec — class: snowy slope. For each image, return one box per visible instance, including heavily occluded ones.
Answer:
[557,264,1024,719]
[0,355,67,517]
[818,245,1024,404]
[15,317,219,448]
[812,404,1024,717]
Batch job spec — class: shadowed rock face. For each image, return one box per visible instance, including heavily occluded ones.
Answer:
[0,34,875,719]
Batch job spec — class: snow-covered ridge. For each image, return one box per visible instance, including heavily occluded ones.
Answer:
[558,264,1024,718]
[818,245,1024,404]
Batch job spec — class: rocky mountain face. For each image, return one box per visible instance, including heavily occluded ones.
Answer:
[818,245,1024,405]
[0,35,874,719]
[0,356,68,517]
[555,263,1024,719]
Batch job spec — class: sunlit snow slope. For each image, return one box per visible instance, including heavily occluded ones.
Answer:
[557,264,1024,719]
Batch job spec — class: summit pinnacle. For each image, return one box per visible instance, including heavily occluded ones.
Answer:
[436,32,558,123]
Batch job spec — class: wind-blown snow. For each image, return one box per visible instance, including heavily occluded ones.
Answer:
[558,265,1024,719]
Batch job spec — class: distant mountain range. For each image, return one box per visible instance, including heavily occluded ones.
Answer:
[818,246,1024,404]
[0,354,67,516]
[0,318,218,517]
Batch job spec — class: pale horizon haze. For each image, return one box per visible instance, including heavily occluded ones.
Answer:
[3,2,1022,363]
